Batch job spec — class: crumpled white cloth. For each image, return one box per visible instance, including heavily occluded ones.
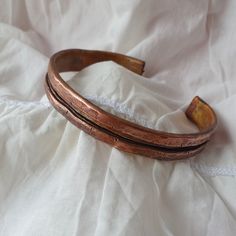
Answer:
[0,0,236,235]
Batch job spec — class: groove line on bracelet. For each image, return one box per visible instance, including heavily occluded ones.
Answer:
[46,75,207,153]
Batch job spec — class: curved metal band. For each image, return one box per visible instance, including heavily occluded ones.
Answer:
[45,49,217,160]
[45,75,206,160]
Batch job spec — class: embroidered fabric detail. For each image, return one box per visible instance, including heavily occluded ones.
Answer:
[0,97,51,108]
[83,94,157,130]
[191,161,236,177]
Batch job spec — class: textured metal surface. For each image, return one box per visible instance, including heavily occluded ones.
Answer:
[45,49,217,160]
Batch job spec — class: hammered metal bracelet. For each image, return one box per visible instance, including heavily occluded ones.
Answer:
[45,49,217,160]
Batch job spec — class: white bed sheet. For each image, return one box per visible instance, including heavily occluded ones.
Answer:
[0,0,236,235]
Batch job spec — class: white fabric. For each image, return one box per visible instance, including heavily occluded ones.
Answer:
[0,0,236,235]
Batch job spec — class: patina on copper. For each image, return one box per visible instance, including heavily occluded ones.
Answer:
[45,49,217,160]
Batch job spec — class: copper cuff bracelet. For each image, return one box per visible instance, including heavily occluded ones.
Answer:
[45,49,217,160]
